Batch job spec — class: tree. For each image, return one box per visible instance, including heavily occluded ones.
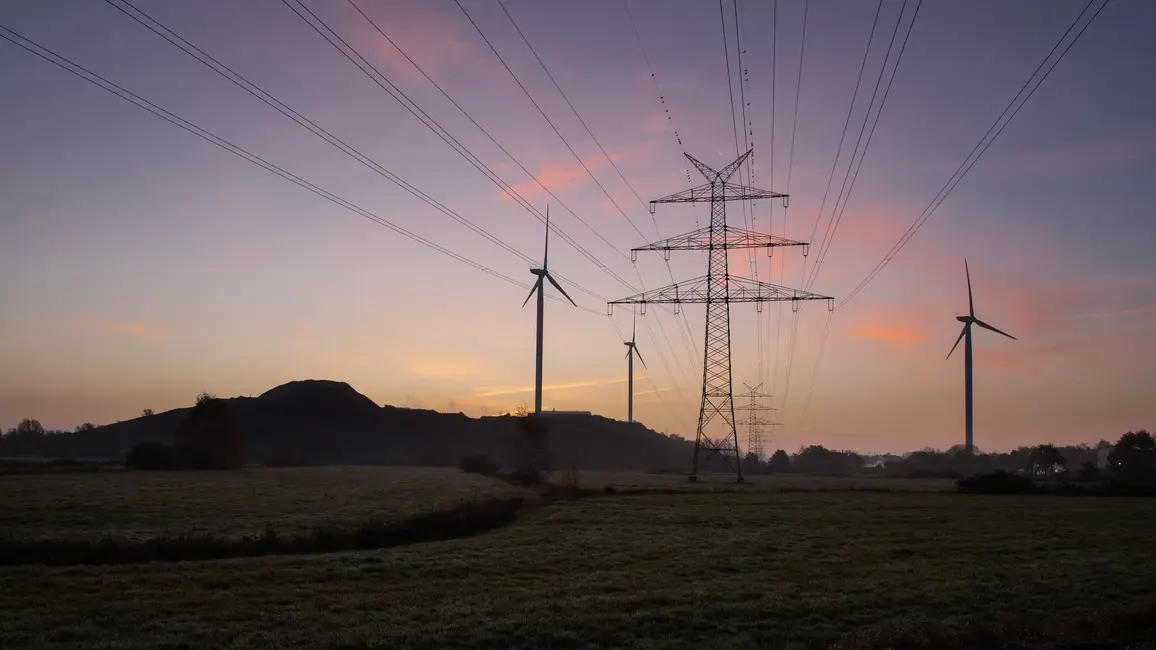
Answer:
[141,409,155,417]
[768,449,790,473]
[13,418,45,438]
[173,392,244,469]
[1079,460,1101,481]
[1030,444,1067,476]
[126,441,174,470]
[1107,430,1156,484]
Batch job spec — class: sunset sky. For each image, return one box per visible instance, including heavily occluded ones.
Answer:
[2,0,1154,454]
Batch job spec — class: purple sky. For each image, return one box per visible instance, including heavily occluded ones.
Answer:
[2,0,1154,453]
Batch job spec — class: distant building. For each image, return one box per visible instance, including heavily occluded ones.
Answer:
[1096,446,1112,469]
[539,409,592,417]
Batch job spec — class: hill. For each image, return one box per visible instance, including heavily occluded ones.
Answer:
[0,380,696,471]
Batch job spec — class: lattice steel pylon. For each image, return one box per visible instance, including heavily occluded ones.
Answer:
[609,149,833,483]
[735,382,778,460]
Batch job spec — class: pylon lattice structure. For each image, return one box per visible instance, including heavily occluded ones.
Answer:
[609,149,833,483]
[735,382,778,460]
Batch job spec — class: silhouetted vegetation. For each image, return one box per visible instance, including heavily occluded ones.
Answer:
[458,453,500,477]
[172,392,244,469]
[124,441,175,470]
[0,496,524,566]
[956,470,1035,494]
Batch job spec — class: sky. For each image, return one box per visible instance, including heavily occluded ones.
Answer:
[2,0,1154,454]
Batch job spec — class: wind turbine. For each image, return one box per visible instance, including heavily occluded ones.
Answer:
[623,309,647,423]
[946,259,1016,454]
[522,206,577,415]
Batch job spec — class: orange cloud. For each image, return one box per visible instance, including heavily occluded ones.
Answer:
[851,323,932,348]
[72,317,167,342]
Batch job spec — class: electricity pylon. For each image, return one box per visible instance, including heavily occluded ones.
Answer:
[735,382,778,460]
[609,148,832,483]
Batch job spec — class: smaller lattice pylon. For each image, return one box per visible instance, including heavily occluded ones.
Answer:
[735,382,777,459]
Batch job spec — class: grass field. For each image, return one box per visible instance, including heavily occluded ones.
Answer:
[562,470,955,493]
[0,466,534,541]
[1,467,1154,648]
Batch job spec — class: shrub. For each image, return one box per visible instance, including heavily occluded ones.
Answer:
[173,392,244,469]
[125,442,175,470]
[956,470,1034,494]
[458,453,500,477]
[506,466,544,486]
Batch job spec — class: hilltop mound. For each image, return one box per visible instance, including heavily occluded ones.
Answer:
[258,380,380,415]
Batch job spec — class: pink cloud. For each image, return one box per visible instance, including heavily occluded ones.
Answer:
[350,0,481,84]
[500,151,628,204]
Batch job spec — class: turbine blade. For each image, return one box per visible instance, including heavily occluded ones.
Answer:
[635,346,647,369]
[631,308,637,343]
[974,318,1016,340]
[546,273,577,307]
[542,205,550,269]
[946,325,967,360]
[965,259,974,318]
[625,347,632,360]
[521,278,541,308]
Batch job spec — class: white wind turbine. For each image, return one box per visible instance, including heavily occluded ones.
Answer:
[623,310,647,423]
[946,259,1016,454]
[522,206,576,415]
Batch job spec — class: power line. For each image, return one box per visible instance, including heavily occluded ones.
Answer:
[495,0,656,231]
[280,0,639,298]
[0,24,611,317]
[620,0,705,373]
[805,0,884,247]
[447,1,699,415]
[806,0,920,290]
[491,1,705,380]
[797,309,834,430]
[101,0,538,271]
[449,0,705,408]
[454,0,649,241]
[838,0,1112,308]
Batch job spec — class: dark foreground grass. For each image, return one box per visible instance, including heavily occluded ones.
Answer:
[0,466,533,541]
[0,496,524,566]
[2,490,1154,649]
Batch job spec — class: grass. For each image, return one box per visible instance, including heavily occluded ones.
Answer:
[557,469,956,493]
[2,472,1154,649]
[0,466,534,541]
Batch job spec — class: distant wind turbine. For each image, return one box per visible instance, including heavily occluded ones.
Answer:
[946,259,1016,454]
[523,206,576,415]
[623,309,647,423]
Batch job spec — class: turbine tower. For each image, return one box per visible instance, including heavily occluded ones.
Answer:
[608,149,832,482]
[624,310,647,423]
[946,259,1016,454]
[523,206,576,415]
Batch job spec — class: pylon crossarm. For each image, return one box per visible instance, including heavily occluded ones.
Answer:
[608,275,833,306]
[650,182,787,205]
[631,225,808,254]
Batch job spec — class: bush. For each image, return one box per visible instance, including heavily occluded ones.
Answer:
[506,466,544,486]
[956,470,1034,494]
[125,442,175,470]
[458,453,500,477]
[173,392,244,469]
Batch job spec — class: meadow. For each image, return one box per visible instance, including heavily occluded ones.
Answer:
[0,466,534,541]
[1,467,1154,649]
